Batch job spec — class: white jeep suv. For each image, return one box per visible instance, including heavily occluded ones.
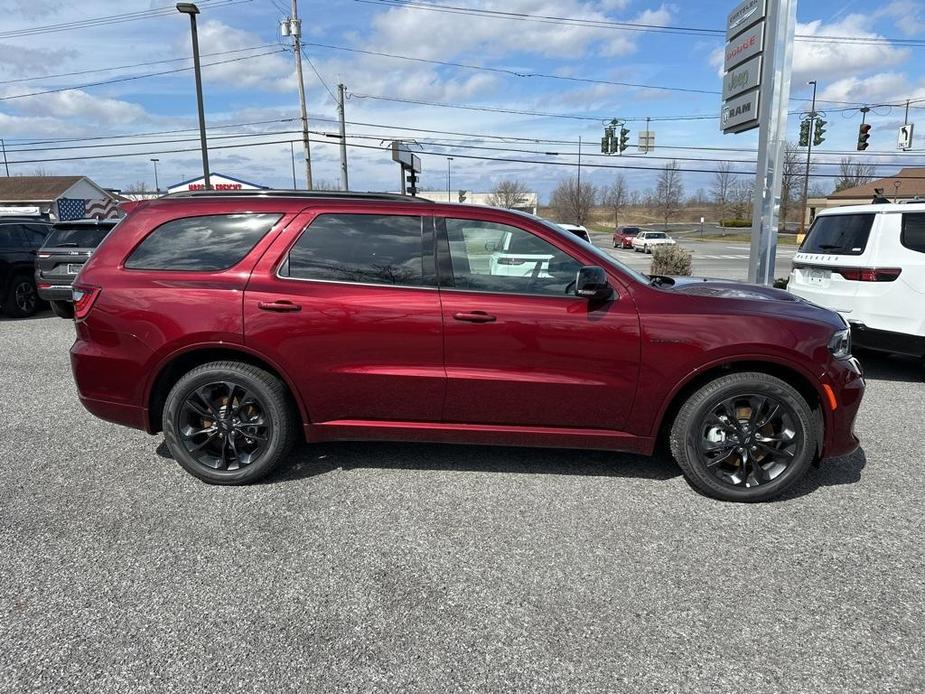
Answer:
[788,203,925,359]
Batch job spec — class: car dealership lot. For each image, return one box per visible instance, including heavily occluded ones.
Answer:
[1,316,923,693]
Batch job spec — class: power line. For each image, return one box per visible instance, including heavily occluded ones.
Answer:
[359,0,925,47]
[0,0,251,40]
[0,44,282,87]
[0,49,287,103]
[301,41,720,96]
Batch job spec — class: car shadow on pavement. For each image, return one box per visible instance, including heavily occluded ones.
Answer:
[0,308,53,322]
[855,352,924,383]
[267,441,683,484]
[778,448,868,501]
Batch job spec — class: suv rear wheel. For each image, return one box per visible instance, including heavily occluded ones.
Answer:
[3,274,39,318]
[670,372,817,502]
[162,361,298,484]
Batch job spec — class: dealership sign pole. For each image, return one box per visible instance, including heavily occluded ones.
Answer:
[721,0,796,285]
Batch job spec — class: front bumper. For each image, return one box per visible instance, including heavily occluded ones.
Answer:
[821,356,865,459]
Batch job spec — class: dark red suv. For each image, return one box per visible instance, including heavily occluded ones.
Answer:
[70,191,864,501]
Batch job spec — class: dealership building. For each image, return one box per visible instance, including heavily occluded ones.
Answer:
[805,167,925,225]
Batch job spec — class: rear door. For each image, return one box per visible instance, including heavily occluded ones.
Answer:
[244,207,446,425]
[437,214,640,430]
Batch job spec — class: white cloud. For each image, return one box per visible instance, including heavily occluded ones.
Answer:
[793,15,909,82]
[818,72,925,105]
[877,0,925,37]
[4,88,149,125]
[193,20,295,92]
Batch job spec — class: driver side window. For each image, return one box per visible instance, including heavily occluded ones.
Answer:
[444,219,581,296]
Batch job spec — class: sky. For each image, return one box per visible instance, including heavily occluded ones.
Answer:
[1,0,924,201]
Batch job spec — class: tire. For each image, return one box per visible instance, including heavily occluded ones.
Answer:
[645,245,651,254]
[49,300,74,319]
[2,274,39,318]
[669,372,818,502]
[162,361,298,485]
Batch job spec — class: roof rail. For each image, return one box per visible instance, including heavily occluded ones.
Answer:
[162,189,431,203]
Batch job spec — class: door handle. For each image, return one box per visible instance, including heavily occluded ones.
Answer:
[257,300,301,312]
[453,311,496,323]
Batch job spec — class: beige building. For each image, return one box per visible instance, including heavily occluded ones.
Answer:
[805,167,925,226]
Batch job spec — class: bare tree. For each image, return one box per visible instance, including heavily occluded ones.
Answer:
[835,157,875,192]
[487,179,530,209]
[550,176,597,225]
[313,178,339,191]
[712,161,734,225]
[779,142,803,231]
[123,181,150,194]
[730,177,754,221]
[601,174,628,227]
[655,160,684,228]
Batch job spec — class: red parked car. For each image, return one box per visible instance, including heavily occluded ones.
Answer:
[70,191,864,501]
[613,226,641,248]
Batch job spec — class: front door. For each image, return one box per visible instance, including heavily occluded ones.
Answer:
[438,215,640,430]
[244,208,445,424]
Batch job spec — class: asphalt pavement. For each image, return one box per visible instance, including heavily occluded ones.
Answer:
[1,314,923,694]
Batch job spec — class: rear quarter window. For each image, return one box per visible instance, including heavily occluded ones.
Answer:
[801,213,874,255]
[44,225,114,249]
[901,213,925,253]
[125,213,281,271]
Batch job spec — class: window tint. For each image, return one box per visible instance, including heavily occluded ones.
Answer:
[445,219,581,296]
[285,213,425,286]
[0,224,25,248]
[125,214,280,271]
[901,213,925,253]
[44,223,114,249]
[648,232,667,239]
[801,214,874,255]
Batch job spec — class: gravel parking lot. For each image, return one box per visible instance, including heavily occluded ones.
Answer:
[1,314,923,694]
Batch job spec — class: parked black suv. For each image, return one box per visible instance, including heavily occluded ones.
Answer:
[0,216,52,317]
[35,219,117,318]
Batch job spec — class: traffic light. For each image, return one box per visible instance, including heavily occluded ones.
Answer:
[857,123,871,151]
[799,119,810,147]
[405,169,418,196]
[619,127,630,153]
[458,190,467,203]
[813,118,827,146]
[601,125,614,154]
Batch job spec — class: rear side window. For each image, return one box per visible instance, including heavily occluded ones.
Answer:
[125,214,280,271]
[801,214,874,255]
[44,224,113,249]
[901,213,925,253]
[284,213,426,286]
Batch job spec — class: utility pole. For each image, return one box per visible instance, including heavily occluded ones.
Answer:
[446,157,453,202]
[282,0,313,189]
[798,80,817,236]
[337,83,349,190]
[576,136,582,224]
[150,158,160,194]
[1,138,9,176]
[289,141,297,188]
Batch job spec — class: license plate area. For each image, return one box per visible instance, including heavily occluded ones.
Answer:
[808,267,830,284]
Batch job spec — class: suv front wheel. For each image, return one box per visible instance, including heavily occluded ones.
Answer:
[3,274,39,318]
[670,372,817,502]
[162,361,298,484]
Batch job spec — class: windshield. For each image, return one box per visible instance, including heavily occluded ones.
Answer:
[622,228,640,235]
[648,232,668,239]
[801,213,874,255]
[44,224,114,248]
[534,218,649,284]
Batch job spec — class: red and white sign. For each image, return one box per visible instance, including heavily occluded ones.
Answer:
[167,173,264,194]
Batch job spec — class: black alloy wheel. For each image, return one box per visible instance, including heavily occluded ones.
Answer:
[177,381,271,471]
[670,372,817,502]
[3,276,39,318]
[162,361,297,484]
[697,394,798,488]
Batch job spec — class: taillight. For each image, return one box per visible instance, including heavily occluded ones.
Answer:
[72,284,101,320]
[835,267,902,282]
[37,253,50,258]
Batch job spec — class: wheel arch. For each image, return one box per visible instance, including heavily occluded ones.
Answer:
[145,345,308,435]
[654,359,826,457]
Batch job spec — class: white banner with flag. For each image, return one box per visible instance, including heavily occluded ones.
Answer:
[57,197,121,221]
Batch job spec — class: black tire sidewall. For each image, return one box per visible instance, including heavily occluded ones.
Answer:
[162,363,294,484]
[4,275,38,318]
[49,300,74,319]
[671,374,817,502]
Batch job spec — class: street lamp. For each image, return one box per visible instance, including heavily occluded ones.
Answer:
[150,158,160,195]
[446,157,453,203]
[177,3,211,190]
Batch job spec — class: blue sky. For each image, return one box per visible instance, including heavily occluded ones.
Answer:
[1,0,924,200]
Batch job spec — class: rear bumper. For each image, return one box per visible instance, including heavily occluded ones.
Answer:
[36,283,73,301]
[850,323,925,359]
[822,356,865,459]
[76,394,148,431]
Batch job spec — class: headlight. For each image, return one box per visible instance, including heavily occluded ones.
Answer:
[828,328,852,359]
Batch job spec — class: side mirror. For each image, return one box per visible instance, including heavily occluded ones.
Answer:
[574,266,613,300]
